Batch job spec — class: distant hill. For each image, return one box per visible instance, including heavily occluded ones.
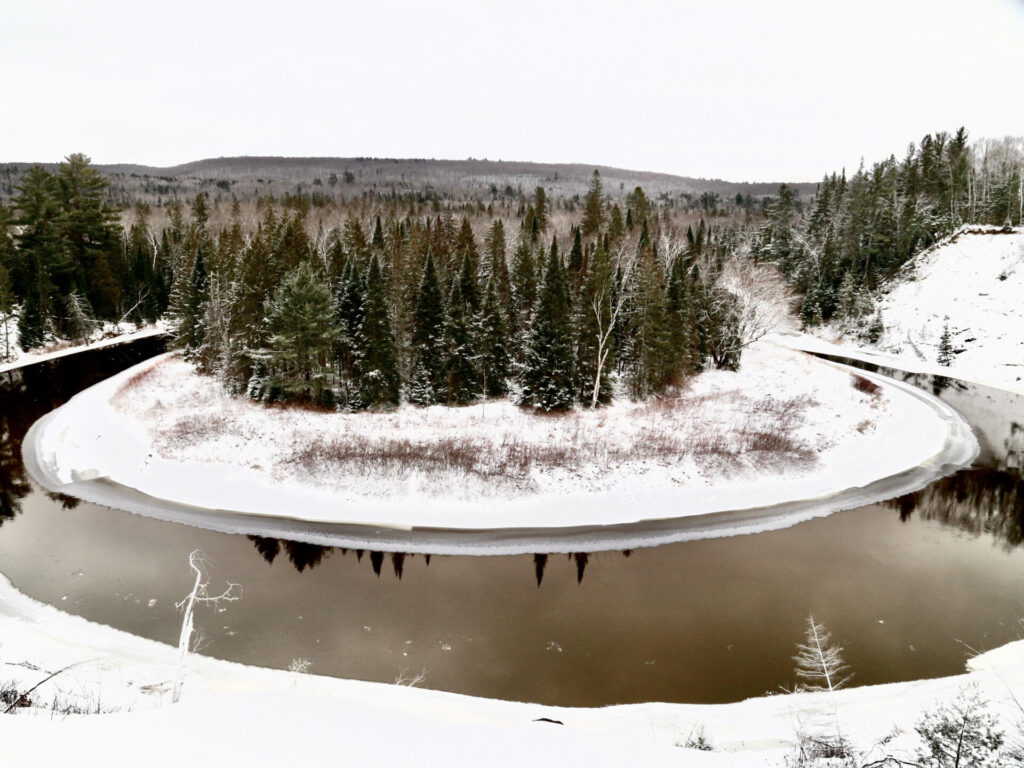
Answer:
[0,156,818,206]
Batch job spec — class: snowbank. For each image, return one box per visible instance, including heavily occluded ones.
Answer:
[0,321,168,375]
[23,342,977,553]
[2,568,1024,768]
[817,225,1024,394]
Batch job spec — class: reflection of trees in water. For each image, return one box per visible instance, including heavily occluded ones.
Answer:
[248,535,631,584]
[889,467,1024,549]
[0,372,31,526]
[0,338,167,524]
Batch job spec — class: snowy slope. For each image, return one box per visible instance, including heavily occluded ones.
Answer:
[852,226,1024,391]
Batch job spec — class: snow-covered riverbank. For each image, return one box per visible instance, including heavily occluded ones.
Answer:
[0,322,168,376]
[800,225,1024,396]
[23,342,977,552]
[2,568,1023,768]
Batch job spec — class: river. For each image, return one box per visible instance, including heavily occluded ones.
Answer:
[1,341,1022,706]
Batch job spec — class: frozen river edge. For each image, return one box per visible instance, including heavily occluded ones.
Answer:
[22,349,979,555]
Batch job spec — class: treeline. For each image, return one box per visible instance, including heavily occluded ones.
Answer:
[753,128,1023,332]
[0,154,170,355]
[171,172,747,411]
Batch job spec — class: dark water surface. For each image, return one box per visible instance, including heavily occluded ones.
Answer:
[1,344,1022,706]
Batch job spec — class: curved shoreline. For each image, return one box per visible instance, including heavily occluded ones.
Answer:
[23,352,979,555]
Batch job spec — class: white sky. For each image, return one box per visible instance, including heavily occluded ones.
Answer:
[2,0,1022,182]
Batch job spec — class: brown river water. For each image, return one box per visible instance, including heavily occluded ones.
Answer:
[1,341,1022,706]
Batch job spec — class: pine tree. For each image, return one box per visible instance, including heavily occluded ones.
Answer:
[55,153,121,318]
[262,262,337,404]
[12,165,63,347]
[520,245,575,411]
[353,255,400,408]
[478,279,509,398]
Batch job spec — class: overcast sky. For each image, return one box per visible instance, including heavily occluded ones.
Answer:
[2,0,1022,182]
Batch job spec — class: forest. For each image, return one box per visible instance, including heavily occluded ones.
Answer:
[0,130,1021,411]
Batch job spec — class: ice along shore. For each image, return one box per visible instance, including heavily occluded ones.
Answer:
[23,341,978,554]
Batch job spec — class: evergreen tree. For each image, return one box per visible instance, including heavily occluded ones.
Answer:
[260,262,337,403]
[409,253,446,404]
[334,260,365,403]
[622,246,671,398]
[478,279,509,398]
[441,276,480,405]
[581,170,604,239]
[533,187,549,232]
[484,218,510,312]
[520,245,575,411]
[665,252,699,379]
[353,255,400,408]
[567,226,584,292]
[55,153,120,317]
[12,165,63,347]
[176,240,209,358]
[509,238,537,364]
[937,322,954,366]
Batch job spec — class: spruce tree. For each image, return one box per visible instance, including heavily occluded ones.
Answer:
[581,170,604,239]
[479,279,509,398]
[937,322,954,366]
[509,238,537,364]
[441,277,480,405]
[409,253,446,404]
[334,259,365,402]
[622,247,671,398]
[520,245,575,411]
[665,252,699,379]
[353,255,400,408]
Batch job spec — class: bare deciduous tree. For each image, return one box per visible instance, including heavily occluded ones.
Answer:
[173,550,241,703]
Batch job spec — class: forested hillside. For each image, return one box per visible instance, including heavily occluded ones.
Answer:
[1,129,1020,410]
[751,131,1023,336]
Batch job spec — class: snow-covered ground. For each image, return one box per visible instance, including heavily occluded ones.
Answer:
[25,342,976,551]
[0,319,168,375]
[2,567,1024,767]
[803,225,1024,395]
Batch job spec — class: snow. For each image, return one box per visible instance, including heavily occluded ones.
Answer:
[23,341,977,553]
[806,226,1024,395]
[0,320,168,375]
[3,567,1024,767]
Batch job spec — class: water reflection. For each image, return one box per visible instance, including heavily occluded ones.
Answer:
[0,338,167,523]
[889,468,1024,549]
[245,533,632,585]
[811,354,1024,550]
